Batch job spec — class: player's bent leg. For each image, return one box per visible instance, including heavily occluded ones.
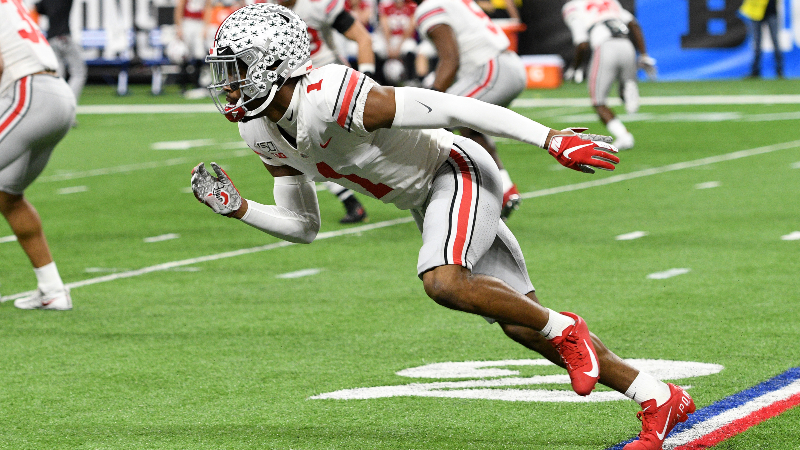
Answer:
[595,105,634,150]
[499,322,639,394]
[421,264,550,330]
[323,181,367,224]
[0,191,53,268]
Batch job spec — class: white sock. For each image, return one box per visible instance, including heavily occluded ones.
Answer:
[34,262,65,295]
[499,169,513,193]
[624,372,673,406]
[539,309,575,340]
[606,118,629,139]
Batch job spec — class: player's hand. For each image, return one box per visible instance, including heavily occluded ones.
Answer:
[547,128,620,174]
[191,162,243,216]
[638,54,657,80]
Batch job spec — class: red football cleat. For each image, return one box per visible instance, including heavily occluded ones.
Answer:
[549,312,600,396]
[624,383,696,450]
[501,184,521,221]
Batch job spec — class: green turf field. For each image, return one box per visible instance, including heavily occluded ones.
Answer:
[1,79,799,449]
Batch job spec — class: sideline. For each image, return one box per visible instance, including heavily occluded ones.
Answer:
[2,139,799,302]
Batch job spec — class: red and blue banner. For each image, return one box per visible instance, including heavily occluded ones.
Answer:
[607,367,800,449]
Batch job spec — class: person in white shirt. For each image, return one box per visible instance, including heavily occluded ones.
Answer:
[414,0,527,220]
[562,0,656,151]
[191,6,696,449]
[1,0,76,310]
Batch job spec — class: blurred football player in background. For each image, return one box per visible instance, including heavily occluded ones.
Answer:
[265,0,376,223]
[174,0,213,95]
[374,0,418,86]
[562,0,656,151]
[33,0,87,106]
[1,0,76,310]
[191,7,696,449]
[413,0,527,220]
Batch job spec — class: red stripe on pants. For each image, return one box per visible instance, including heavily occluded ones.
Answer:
[466,59,495,98]
[0,77,28,137]
[448,149,474,265]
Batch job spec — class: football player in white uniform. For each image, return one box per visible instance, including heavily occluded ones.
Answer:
[266,0,377,223]
[413,0,528,220]
[191,6,695,449]
[562,0,656,151]
[174,0,213,93]
[1,0,76,310]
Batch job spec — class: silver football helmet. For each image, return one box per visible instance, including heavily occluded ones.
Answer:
[206,3,312,122]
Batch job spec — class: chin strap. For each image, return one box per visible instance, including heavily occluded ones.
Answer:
[225,84,280,123]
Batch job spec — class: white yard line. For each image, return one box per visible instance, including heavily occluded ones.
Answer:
[73,95,800,116]
[511,95,800,108]
[2,140,799,302]
[647,268,691,280]
[521,140,800,200]
[616,231,648,241]
[39,149,251,183]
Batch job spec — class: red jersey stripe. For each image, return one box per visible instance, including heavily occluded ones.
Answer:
[417,7,445,27]
[336,71,360,128]
[325,0,339,14]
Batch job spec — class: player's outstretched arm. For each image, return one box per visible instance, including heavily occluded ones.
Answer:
[363,86,620,174]
[191,162,321,244]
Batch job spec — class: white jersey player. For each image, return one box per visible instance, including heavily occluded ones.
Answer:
[264,0,377,223]
[192,7,696,450]
[1,0,76,310]
[174,0,213,92]
[413,0,527,220]
[562,0,656,150]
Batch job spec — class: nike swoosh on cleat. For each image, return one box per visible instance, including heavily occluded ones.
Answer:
[655,407,672,440]
[582,338,599,378]
[563,143,593,158]
[41,298,56,306]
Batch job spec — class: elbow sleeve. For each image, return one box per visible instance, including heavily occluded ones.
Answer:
[239,175,321,244]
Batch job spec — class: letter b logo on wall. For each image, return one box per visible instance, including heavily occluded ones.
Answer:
[682,0,747,48]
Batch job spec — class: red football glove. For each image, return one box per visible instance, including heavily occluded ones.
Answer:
[547,128,620,174]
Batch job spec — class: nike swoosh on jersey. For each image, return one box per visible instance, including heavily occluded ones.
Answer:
[320,137,332,148]
[563,143,593,159]
[582,338,599,378]
[287,109,294,121]
[655,407,672,440]
[416,100,432,113]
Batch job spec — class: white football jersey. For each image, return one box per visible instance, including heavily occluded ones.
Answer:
[239,64,454,210]
[414,0,509,77]
[292,0,347,67]
[0,0,59,95]
[562,0,634,48]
